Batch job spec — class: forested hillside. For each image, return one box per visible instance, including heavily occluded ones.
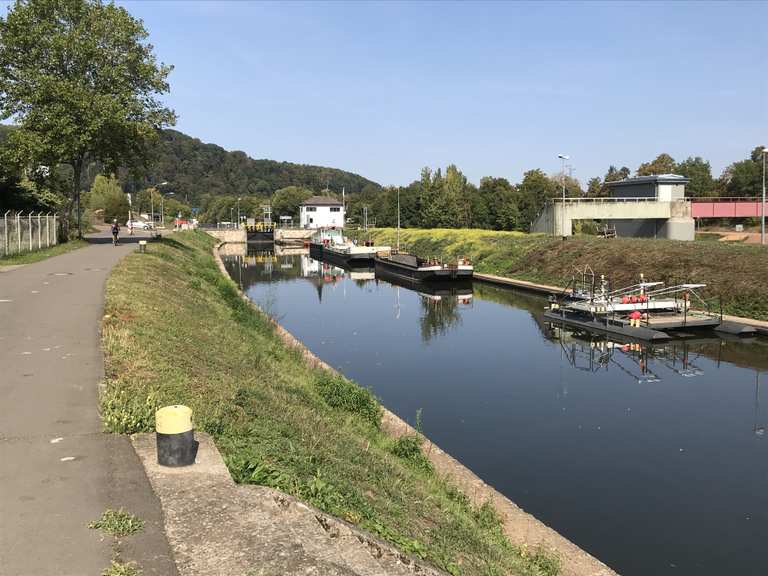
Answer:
[123,129,381,202]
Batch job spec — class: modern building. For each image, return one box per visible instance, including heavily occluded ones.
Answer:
[299,196,345,229]
[531,174,696,240]
[606,174,688,201]
[604,174,694,240]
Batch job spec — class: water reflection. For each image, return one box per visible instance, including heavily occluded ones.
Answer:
[222,247,768,576]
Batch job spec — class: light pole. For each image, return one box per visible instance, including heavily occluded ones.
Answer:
[237,197,242,228]
[155,181,168,227]
[558,154,570,236]
[760,148,767,246]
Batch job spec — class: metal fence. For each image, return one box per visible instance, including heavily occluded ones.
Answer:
[1,211,59,257]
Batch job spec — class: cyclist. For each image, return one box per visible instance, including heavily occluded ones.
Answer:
[111,219,120,246]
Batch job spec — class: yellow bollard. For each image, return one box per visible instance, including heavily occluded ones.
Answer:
[156,405,197,467]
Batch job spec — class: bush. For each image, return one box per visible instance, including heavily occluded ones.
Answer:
[314,372,381,427]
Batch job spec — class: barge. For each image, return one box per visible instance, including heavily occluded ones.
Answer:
[373,252,473,283]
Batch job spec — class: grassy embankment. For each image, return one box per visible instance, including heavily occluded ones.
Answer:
[0,239,88,266]
[100,231,558,576]
[350,228,768,321]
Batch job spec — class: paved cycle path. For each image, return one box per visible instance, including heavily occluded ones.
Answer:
[0,231,177,576]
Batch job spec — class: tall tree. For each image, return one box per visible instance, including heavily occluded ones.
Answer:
[586,176,603,197]
[720,146,766,197]
[271,186,313,223]
[517,169,557,231]
[636,153,676,176]
[675,156,716,197]
[0,0,175,237]
[600,165,631,195]
[87,173,128,223]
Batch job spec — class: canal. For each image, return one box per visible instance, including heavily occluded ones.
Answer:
[223,245,768,576]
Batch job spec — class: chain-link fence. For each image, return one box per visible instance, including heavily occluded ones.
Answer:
[1,211,59,257]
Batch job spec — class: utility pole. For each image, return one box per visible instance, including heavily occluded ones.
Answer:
[558,154,570,237]
[396,188,401,251]
[761,147,767,246]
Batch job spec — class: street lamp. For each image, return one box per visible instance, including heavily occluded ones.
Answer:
[154,181,168,227]
[557,154,570,236]
[237,197,242,228]
[760,147,767,246]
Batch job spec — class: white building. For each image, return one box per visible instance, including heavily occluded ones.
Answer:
[299,196,345,229]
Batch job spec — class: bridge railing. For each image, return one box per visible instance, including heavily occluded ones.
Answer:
[547,197,665,204]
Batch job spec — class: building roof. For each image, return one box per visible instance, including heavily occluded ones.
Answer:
[606,174,689,188]
[300,195,343,206]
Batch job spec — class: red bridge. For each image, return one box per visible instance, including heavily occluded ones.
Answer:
[691,198,764,219]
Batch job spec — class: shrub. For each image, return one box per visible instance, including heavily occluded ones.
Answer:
[314,372,381,427]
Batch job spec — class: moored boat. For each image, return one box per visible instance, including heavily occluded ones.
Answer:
[373,252,473,283]
[309,228,391,267]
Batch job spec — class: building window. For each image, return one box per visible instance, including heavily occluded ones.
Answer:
[305,206,317,212]
[330,207,340,212]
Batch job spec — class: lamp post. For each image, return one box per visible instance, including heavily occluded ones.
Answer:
[237,197,242,228]
[760,148,767,246]
[557,154,570,237]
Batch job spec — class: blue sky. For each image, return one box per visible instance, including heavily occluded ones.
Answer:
[122,1,764,186]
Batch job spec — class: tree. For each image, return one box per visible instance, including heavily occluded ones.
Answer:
[720,146,766,197]
[0,0,175,238]
[87,174,128,223]
[586,177,603,197]
[476,177,519,230]
[517,169,557,231]
[636,153,676,176]
[675,156,716,197]
[271,186,313,222]
[600,165,630,195]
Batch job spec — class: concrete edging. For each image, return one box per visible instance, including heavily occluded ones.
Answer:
[212,239,618,576]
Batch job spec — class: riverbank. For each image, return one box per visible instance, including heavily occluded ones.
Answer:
[100,231,565,576]
[349,228,768,321]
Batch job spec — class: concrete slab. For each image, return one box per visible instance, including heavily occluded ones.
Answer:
[132,432,446,576]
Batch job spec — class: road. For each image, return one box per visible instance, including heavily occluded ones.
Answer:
[0,230,177,576]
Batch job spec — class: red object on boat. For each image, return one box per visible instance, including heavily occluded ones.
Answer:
[629,311,642,320]
[631,295,638,303]
[621,296,630,304]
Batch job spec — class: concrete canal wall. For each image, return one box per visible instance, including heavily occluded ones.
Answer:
[274,228,313,244]
[206,229,246,243]
[212,241,619,576]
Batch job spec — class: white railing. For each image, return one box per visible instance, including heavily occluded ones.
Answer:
[1,211,58,257]
[548,197,668,204]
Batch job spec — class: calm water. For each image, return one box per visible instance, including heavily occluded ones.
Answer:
[223,245,768,576]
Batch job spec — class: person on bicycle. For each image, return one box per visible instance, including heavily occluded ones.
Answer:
[111,219,120,246]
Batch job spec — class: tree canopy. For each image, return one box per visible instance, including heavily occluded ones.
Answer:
[0,0,175,236]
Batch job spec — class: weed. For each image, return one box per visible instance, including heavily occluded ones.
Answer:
[100,385,157,434]
[391,435,432,472]
[314,372,381,427]
[102,560,141,576]
[89,509,145,537]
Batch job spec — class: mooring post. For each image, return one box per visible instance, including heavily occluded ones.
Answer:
[155,405,197,467]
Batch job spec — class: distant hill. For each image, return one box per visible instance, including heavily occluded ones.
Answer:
[0,125,381,204]
[125,129,381,203]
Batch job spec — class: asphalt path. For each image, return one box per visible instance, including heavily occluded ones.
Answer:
[0,230,177,576]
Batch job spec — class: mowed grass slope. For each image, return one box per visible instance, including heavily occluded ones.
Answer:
[100,231,559,576]
[351,228,768,320]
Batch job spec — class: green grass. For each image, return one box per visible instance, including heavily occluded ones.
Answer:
[100,231,559,576]
[350,228,768,321]
[89,509,145,538]
[0,239,88,266]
